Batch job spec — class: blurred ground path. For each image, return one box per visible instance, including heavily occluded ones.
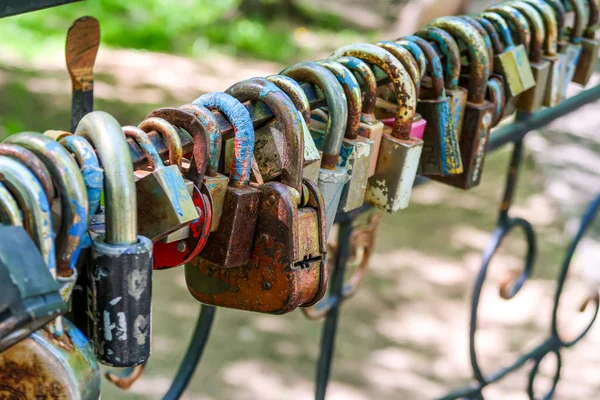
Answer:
[1,44,599,399]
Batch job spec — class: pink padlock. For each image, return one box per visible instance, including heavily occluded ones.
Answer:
[381,115,426,140]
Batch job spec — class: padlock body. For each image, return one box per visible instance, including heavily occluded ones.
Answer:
[318,166,347,237]
[0,226,66,352]
[447,87,468,140]
[0,319,101,399]
[89,236,153,367]
[517,60,551,113]
[204,173,228,232]
[559,42,583,97]
[364,134,423,213]
[416,97,462,176]
[432,100,494,189]
[494,45,536,97]
[410,114,427,139]
[199,184,261,268]
[357,118,384,177]
[185,183,325,314]
[225,120,321,182]
[573,37,599,86]
[338,136,374,212]
[543,55,565,107]
[136,164,199,241]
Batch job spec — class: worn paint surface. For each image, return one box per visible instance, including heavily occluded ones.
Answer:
[0,319,101,399]
[416,27,462,91]
[318,166,347,235]
[179,103,222,176]
[395,39,427,80]
[338,137,374,212]
[336,56,378,116]
[192,92,254,184]
[376,41,421,97]
[518,60,551,112]
[0,181,23,226]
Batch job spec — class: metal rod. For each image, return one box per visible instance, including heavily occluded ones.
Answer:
[315,217,353,400]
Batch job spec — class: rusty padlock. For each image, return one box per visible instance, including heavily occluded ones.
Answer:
[4,132,89,300]
[186,79,328,314]
[313,60,374,212]
[76,111,153,367]
[429,17,495,189]
[281,62,348,234]
[336,56,385,177]
[523,0,567,107]
[331,43,423,212]
[416,27,468,139]
[192,92,262,269]
[573,0,600,85]
[504,1,552,112]
[396,39,428,82]
[145,108,214,270]
[0,157,101,398]
[404,35,463,176]
[125,117,199,242]
[557,0,587,96]
[0,182,21,226]
[179,103,227,232]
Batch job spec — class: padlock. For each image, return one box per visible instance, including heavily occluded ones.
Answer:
[0,179,100,397]
[504,1,552,112]
[0,159,65,351]
[75,111,153,367]
[573,0,600,85]
[395,39,428,81]
[557,0,587,96]
[336,56,385,177]
[416,27,469,139]
[312,60,374,212]
[429,17,495,189]
[330,43,423,212]
[5,132,89,300]
[405,35,463,176]
[0,182,21,226]
[487,74,508,126]
[179,103,228,232]
[523,0,567,106]
[145,107,214,270]
[186,81,328,314]
[192,92,262,268]
[124,117,199,242]
[479,10,536,101]
[375,40,428,139]
[281,62,349,233]
[485,5,538,115]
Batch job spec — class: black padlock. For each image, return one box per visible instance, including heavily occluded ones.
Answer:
[76,111,153,367]
[0,224,66,352]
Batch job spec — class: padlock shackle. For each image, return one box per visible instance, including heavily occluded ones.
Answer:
[460,16,496,64]
[123,126,164,169]
[192,93,254,186]
[330,43,417,139]
[487,75,507,126]
[376,41,422,97]
[403,36,447,100]
[429,17,490,104]
[266,75,312,127]
[336,56,379,118]
[147,108,211,187]
[5,132,88,274]
[57,134,104,220]
[0,144,54,207]
[470,16,506,55]
[281,62,348,168]
[542,0,567,41]
[416,27,462,91]
[0,181,23,226]
[487,6,533,54]
[179,104,222,177]
[506,2,547,62]
[75,111,137,245]
[395,39,427,80]
[138,117,183,170]
[226,78,304,192]
[562,0,586,42]
[481,12,518,48]
[316,60,363,140]
[523,0,560,56]
[0,156,57,275]
[585,0,599,37]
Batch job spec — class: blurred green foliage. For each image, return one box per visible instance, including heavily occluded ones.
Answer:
[0,0,363,63]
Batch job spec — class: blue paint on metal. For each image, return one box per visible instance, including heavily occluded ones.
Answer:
[68,320,91,349]
[67,199,88,269]
[192,92,254,184]
[162,167,186,217]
